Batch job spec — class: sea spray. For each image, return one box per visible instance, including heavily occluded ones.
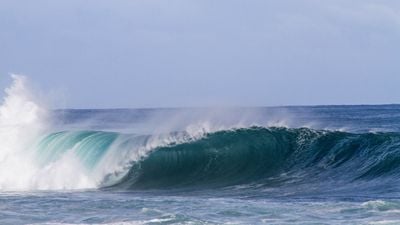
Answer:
[0,76,211,190]
[0,75,95,190]
[0,75,47,190]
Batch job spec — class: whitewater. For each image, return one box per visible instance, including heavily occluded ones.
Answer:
[1,75,400,224]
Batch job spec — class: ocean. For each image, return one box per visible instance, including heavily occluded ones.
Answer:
[1,76,400,224]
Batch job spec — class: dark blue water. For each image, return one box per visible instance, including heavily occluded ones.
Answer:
[2,105,400,224]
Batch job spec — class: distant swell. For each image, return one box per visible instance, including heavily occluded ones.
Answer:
[108,127,400,190]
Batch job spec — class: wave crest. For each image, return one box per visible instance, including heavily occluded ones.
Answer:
[110,127,400,190]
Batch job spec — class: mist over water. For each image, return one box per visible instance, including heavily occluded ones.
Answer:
[1,75,400,224]
[0,75,292,191]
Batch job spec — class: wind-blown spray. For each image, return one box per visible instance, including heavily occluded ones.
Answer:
[0,75,96,190]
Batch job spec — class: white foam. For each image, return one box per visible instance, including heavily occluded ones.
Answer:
[0,75,47,190]
[0,75,95,190]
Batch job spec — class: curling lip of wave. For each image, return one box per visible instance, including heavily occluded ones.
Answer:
[38,126,398,190]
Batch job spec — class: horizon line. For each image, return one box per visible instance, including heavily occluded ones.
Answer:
[53,103,400,111]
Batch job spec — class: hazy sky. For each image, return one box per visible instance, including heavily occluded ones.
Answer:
[1,0,399,108]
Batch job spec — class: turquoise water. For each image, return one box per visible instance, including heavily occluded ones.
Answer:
[2,105,400,224]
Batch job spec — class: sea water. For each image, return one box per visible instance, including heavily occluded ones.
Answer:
[1,76,400,224]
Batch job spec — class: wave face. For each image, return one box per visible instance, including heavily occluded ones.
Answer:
[108,127,400,191]
[6,124,400,192]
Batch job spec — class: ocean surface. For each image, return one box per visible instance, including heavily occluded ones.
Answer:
[1,76,400,224]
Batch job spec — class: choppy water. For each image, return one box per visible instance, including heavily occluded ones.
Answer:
[2,191,400,224]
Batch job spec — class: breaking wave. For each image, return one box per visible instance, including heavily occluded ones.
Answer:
[1,75,400,193]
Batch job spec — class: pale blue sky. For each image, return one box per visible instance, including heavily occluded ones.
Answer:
[1,0,399,108]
